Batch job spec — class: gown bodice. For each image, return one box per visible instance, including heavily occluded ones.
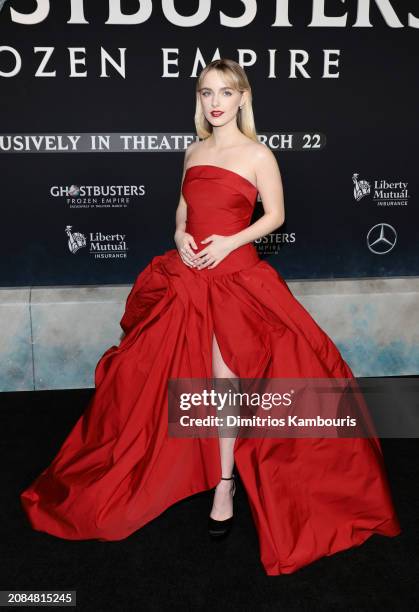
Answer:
[181,164,260,275]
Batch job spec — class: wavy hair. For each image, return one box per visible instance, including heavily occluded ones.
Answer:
[194,59,258,142]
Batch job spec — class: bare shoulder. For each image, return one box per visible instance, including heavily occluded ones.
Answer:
[184,139,205,167]
[249,143,281,182]
[250,142,278,168]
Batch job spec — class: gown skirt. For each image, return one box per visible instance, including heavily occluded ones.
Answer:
[20,165,401,576]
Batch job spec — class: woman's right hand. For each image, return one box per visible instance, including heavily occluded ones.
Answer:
[174,230,199,268]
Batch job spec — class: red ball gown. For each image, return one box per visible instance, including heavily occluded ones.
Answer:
[20,164,401,575]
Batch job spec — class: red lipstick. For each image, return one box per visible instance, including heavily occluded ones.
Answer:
[210,111,224,117]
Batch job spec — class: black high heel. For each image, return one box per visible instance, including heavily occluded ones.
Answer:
[208,475,236,538]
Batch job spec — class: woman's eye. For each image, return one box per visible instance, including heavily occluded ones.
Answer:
[201,91,232,96]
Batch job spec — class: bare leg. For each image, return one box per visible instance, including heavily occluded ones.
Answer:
[209,333,239,521]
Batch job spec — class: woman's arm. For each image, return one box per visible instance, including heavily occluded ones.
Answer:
[230,144,285,250]
[174,165,188,239]
[174,142,197,240]
[174,197,188,239]
[174,144,198,267]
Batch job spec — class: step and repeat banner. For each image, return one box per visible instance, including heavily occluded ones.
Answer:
[0,0,417,286]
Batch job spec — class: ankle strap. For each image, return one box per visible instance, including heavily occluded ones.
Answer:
[221,475,235,480]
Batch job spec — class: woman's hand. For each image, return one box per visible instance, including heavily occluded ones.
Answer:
[195,234,236,270]
[174,230,199,268]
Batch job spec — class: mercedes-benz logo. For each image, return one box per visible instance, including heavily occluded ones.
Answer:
[366,223,397,254]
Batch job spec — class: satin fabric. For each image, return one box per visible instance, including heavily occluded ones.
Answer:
[20,164,401,575]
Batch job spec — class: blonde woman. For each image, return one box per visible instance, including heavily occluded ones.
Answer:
[21,59,401,576]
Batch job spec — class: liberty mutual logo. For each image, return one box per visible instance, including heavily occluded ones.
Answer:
[65,226,128,259]
[352,172,410,206]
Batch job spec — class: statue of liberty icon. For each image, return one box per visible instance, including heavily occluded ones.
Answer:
[65,225,87,254]
[352,173,371,201]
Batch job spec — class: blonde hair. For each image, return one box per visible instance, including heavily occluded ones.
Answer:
[194,59,258,142]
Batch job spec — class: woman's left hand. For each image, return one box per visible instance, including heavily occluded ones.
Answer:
[193,234,236,269]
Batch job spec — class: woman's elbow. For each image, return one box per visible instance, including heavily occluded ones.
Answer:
[274,213,285,229]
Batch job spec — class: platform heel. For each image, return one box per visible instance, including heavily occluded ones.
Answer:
[208,475,236,539]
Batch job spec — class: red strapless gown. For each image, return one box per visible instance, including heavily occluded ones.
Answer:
[20,164,401,575]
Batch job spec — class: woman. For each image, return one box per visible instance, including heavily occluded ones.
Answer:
[177,61,285,536]
[20,59,401,576]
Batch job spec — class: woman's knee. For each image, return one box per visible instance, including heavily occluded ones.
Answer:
[212,333,237,378]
